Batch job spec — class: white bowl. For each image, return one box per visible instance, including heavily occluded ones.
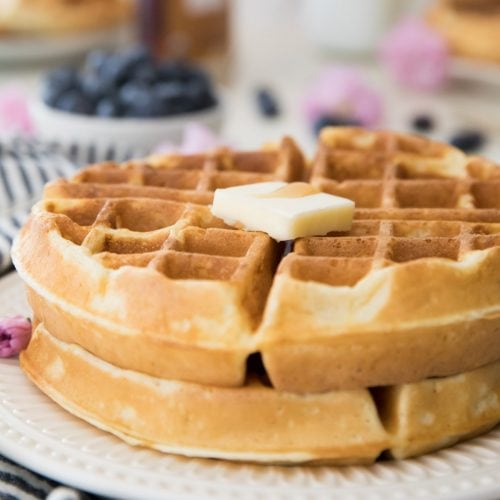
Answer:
[30,97,224,162]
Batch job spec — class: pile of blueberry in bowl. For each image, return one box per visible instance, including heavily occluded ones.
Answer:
[31,45,222,158]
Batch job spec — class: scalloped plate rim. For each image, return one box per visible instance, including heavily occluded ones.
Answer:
[1,271,500,499]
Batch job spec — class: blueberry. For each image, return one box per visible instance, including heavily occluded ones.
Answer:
[41,82,63,107]
[411,113,435,133]
[54,89,94,115]
[80,74,115,102]
[85,50,109,76]
[132,62,158,85]
[449,130,486,153]
[256,88,279,117]
[122,44,153,69]
[185,66,211,85]
[184,80,216,111]
[45,66,78,91]
[153,81,187,115]
[108,45,154,85]
[42,66,79,106]
[96,97,121,117]
[157,61,193,82]
[154,81,183,99]
[119,81,157,117]
[41,47,217,119]
[313,115,361,136]
[118,81,150,105]
[100,57,130,87]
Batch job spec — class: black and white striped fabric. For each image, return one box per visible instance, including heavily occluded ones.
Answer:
[0,139,78,273]
[0,454,57,499]
[0,138,138,275]
[0,138,120,497]
[0,453,98,499]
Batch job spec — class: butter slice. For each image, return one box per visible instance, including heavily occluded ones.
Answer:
[211,182,355,241]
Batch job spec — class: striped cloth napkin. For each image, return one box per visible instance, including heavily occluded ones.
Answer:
[0,139,77,273]
[1,452,102,499]
[0,138,124,498]
[0,454,87,500]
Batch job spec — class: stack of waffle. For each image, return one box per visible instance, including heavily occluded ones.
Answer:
[13,129,500,464]
[428,0,500,64]
[0,0,134,36]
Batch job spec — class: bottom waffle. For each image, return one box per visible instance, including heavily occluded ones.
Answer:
[20,324,500,465]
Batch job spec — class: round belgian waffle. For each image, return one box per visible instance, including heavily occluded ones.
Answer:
[12,129,500,464]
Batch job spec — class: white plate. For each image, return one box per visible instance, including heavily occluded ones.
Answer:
[451,58,500,87]
[0,25,132,64]
[2,272,500,499]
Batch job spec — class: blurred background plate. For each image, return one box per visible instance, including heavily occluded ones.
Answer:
[451,58,500,87]
[0,25,133,65]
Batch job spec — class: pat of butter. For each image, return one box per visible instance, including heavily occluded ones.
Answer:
[211,182,355,241]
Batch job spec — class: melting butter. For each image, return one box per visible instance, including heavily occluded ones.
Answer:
[258,182,321,199]
[211,181,355,241]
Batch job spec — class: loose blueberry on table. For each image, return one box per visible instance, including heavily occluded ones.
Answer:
[411,113,435,133]
[41,45,217,118]
[256,87,280,118]
[313,114,361,136]
[449,130,486,153]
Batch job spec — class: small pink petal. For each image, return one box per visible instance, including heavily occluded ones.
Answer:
[302,67,382,127]
[380,17,449,92]
[180,123,222,154]
[152,123,226,156]
[152,141,177,155]
[0,87,34,136]
[0,315,32,358]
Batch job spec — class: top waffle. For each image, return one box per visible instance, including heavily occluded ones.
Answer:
[13,128,500,394]
[45,137,306,205]
[312,127,500,212]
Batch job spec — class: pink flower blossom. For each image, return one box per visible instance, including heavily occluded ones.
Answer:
[0,316,32,358]
[380,17,449,92]
[153,123,225,155]
[0,87,34,136]
[302,67,383,127]
[180,123,223,154]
